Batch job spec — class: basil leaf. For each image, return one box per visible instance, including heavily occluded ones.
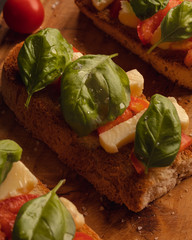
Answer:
[18,28,73,107]
[134,94,181,172]
[13,180,76,240]
[148,1,192,53]
[0,140,22,184]
[130,0,169,20]
[61,54,130,136]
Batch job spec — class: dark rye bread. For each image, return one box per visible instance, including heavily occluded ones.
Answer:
[75,0,192,89]
[2,43,192,212]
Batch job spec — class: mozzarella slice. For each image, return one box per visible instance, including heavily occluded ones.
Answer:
[0,161,38,200]
[168,97,189,131]
[60,197,85,230]
[92,0,114,11]
[72,52,83,61]
[99,110,145,153]
[118,1,139,28]
[127,69,144,97]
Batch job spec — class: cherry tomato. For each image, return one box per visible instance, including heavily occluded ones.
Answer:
[179,133,192,152]
[137,0,181,44]
[74,232,94,240]
[3,0,44,34]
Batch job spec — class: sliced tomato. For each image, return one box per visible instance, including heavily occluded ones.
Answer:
[98,107,133,134]
[179,133,192,152]
[110,0,121,18]
[129,96,149,114]
[131,152,145,174]
[74,232,94,240]
[137,0,181,44]
[73,46,80,52]
[0,194,38,239]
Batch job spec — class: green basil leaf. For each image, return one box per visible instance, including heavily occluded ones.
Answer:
[13,180,76,240]
[0,140,22,184]
[18,28,73,107]
[134,94,181,172]
[148,1,192,53]
[61,54,130,136]
[130,0,169,20]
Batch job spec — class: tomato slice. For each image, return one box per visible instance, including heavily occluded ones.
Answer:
[179,133,192,152]
[130,152,145,174]
[137,0,181,44]
[73,47,80,52]
[0,194,38,239]
[110,0,121,18]
[74,232,94,240]
[98,107,133,134]
[129,96,149,114]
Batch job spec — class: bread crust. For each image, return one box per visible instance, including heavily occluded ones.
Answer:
[2,43,192,212]
[75,0,192,89]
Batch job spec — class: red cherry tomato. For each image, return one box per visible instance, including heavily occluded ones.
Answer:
[74,232,94,240]
[3,0,44,34]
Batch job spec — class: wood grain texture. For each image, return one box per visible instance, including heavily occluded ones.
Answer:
[0,0,192,239]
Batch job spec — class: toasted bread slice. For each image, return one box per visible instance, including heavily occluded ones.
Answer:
[2,42,192,212]
[74,0,192,89]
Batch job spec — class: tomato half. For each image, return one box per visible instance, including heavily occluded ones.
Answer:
[74,232,94,240]
[3,0,44,34]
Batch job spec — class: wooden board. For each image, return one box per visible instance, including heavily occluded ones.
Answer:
[0,0,192,239]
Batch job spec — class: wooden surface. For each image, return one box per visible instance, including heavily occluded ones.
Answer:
[1,1,192,239]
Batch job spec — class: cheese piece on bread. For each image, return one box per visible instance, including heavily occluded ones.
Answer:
[2,42,192,213]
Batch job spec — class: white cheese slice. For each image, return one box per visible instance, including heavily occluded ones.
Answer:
[92,0,114,11]
[60,197,85,230]
[0,161,38,200]
[99,110,145,153]
[72,52,83,61]
[168,97,189,131]
[126,69,144,97]
[118,1,139,28]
